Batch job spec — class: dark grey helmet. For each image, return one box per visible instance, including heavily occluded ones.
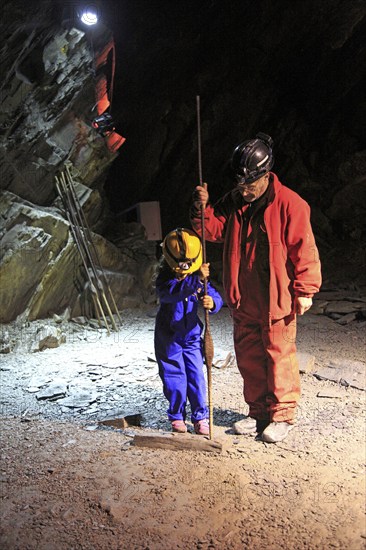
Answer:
[231,132,274,184]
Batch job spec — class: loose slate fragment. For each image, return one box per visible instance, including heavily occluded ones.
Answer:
[325,301,363,315]
[36,380,68,401]
[314,359,365,391]
[58,390,98,408]
[298,352,316,374]
[336,312,357,325]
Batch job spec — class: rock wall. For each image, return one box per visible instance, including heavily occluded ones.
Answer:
[0,1,120,198]
[1,0,365,326]
[0,188,155,323]
[0,0,158,323]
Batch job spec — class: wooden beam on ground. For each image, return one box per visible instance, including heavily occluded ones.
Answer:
[132,432,227,454]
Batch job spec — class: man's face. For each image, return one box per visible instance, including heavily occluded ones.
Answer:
[235,173,270,203]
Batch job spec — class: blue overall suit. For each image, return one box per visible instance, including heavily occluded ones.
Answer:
[154,266,223,423]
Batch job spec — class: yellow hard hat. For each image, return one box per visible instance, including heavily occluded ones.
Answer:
[162,228,203,275]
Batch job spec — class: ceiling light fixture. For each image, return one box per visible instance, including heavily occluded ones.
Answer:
[78,5,99,26]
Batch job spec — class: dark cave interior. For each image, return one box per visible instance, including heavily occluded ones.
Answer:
[0,0,365,324]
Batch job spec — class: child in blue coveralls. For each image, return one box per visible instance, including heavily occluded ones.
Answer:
[154,228,223,435]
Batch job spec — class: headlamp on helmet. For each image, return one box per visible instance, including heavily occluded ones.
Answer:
[231,132,274,184]
[162,228,203,275]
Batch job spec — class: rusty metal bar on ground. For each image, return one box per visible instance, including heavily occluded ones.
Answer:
[55,172,115,333]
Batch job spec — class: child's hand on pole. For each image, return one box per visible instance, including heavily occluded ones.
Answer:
[199,262,210,281]
[202,295,214,310]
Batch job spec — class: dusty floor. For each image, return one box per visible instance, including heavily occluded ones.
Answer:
[0,303,365,550]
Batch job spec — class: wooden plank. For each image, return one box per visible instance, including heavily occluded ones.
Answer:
[132,432,226,453]
[99,414,142,429]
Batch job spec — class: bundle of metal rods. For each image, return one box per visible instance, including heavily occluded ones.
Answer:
[55,163,122,334]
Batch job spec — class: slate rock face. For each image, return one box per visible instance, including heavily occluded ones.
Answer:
[0,192,71,322]
[0,191,141,323]
[0,22,107,205]
[327,175,366,240]
[0,0,159,322]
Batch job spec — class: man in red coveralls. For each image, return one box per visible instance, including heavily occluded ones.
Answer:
[190,133,321,443]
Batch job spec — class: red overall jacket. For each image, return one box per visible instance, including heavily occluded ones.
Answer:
[190,173,322,319]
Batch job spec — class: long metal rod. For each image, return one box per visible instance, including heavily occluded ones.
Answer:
[64,163,122,326]
[61,170,118,332]
[196,95,207,284]
[196,95,203,188]
[56,177,108,332]
[196,95,214,440]
[58,174,109,332]
[57,175,111,334]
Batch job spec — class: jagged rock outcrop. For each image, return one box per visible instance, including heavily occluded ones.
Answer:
[1,0,365,325]
[0,191,143,323]
[0,0,158,323]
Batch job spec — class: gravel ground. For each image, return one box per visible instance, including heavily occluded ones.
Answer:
[0,304,365,549]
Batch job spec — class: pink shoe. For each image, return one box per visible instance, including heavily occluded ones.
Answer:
[194,419,209,436]
[171,420,187,433]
